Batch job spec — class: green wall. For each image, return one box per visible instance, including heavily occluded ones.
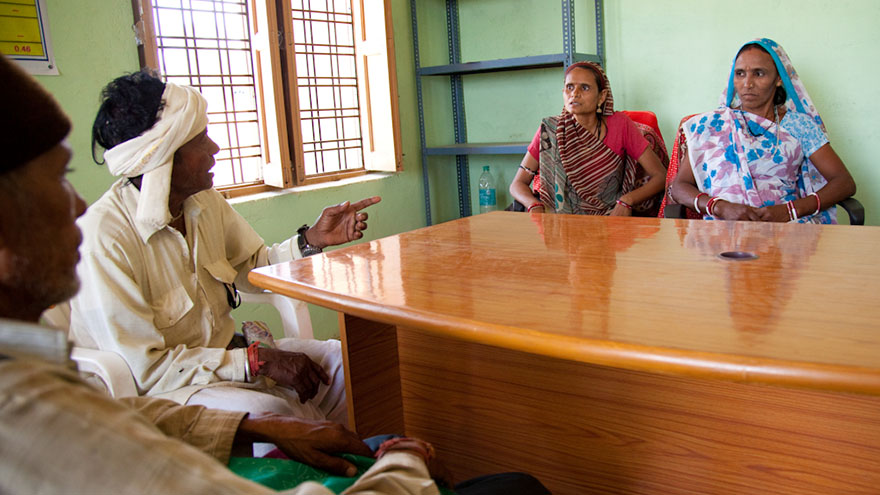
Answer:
[435,0,880,225]
[30,0,880,335]
[605,0,880,225]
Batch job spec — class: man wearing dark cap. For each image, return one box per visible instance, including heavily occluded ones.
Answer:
[0,55,549,495]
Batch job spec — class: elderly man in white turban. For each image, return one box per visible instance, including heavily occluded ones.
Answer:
[68,71,379,425]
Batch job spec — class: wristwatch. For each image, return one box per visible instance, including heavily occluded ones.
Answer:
[296,224,323,257]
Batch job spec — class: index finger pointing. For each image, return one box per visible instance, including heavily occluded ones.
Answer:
[350,196,381,212]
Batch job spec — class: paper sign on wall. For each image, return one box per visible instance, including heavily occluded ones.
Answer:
[0,0,57,75]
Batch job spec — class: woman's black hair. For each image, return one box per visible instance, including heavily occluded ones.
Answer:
[736,43,787,106]
[91,69,166,165]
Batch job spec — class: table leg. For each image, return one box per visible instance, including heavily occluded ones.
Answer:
[339,313,404,437]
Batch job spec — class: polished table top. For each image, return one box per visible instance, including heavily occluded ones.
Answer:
[250,212,880,395]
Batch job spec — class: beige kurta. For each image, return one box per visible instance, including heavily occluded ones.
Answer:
[69,180,304,402]
[0,319,440,495]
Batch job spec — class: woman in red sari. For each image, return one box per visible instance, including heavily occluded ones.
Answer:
[510,62,667,215]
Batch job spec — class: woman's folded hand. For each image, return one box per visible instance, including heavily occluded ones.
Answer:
[755,204,791,222]
[714,200,762,221]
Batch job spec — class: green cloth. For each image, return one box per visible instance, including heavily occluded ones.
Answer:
[228,455,455,494]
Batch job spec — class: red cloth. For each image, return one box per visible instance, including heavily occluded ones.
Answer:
[657,114,702,219]
[621,110,661,137]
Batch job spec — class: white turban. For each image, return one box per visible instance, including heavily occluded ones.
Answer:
[103,82,209,231]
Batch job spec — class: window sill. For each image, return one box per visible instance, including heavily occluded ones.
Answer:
[226,171,395,206]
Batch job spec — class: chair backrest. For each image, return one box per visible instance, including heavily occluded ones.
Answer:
[621,110,669,217]
[658,114,702,219]
[239,291,314,340]
[621,110,663,142]
[41,301,139,397]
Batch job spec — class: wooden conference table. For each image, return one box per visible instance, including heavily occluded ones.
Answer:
[249,212,880,494]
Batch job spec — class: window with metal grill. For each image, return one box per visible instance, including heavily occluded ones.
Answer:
[291,0,363,176]
[133,0,400,194]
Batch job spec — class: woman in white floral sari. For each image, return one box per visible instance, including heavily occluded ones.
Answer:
[670,38,855,223]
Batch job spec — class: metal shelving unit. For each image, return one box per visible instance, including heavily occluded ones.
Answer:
[411,0,605,224]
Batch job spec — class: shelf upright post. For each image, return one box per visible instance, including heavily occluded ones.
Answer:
[562,0,575,67]
[595,0,605,65]
[447,0,471,217]
[410,0,434,225]
[412,0,603,224]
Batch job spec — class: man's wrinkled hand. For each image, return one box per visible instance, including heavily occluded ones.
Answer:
[257,348,329,403]
[236,414,372,477]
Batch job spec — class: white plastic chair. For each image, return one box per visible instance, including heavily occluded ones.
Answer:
[41,291,312,397]
[239,290,313,340]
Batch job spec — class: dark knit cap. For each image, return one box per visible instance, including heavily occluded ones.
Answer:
[0,55,71,173]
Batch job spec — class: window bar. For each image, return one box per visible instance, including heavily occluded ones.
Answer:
[207,2,230,183]
[213,0,242,184]
[303,1,320,174]
[331,0,342,172]
[349,4,363,170]
[151,2,165,75]
[310,1,324,174]
[293,0,362,176]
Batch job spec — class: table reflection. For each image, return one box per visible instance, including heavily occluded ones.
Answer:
[531,214,660,337]
[681,221,820,339]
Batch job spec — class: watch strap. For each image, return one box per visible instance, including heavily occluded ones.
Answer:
[296,224,323,256]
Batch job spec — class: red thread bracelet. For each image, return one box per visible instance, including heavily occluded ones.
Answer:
[615,199,632,209]
[376,437,435,463]
[247,341,265,377]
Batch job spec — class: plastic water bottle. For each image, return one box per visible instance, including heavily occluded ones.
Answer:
[478,165,497,213]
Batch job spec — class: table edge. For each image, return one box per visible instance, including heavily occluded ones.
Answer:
[249,270,880,397]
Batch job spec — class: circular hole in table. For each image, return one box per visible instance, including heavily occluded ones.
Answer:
[717,251,758,261]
